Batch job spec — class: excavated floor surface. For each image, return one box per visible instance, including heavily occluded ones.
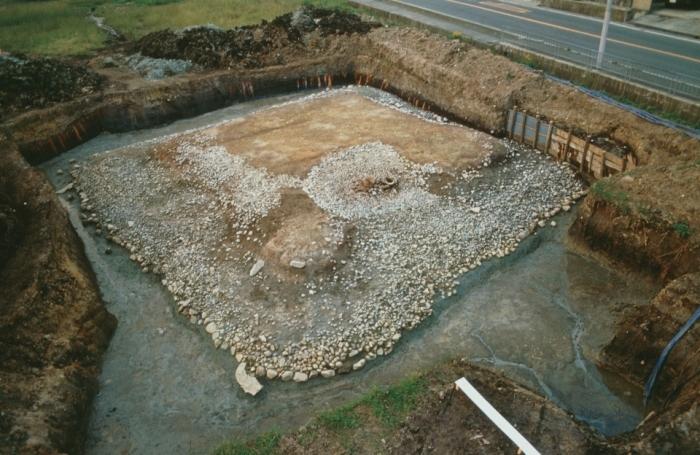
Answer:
[68,87,585,382]
[40,89,656,453]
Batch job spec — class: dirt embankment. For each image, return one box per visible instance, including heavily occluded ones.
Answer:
[274,361,601,454]
[604,273,700,454]
[132,6,378,70]
[571,175,699,283]
[0,141,116,454]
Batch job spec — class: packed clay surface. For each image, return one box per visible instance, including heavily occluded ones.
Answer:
[72,87,584,385]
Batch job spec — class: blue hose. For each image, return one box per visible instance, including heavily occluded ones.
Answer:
[644,305,700,405]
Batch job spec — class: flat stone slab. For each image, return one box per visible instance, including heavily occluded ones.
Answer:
[235,362,263,396]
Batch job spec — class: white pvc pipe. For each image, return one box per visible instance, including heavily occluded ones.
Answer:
[454,377,541,455]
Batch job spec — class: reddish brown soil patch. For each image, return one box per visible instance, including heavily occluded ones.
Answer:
[204,93,501,176]
[0,142,115,454]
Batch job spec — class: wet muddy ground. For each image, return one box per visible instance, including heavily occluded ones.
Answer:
[41,91,656,454]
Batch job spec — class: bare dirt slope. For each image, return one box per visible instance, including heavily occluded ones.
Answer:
[0,142,115,454]
[276,361,601,455]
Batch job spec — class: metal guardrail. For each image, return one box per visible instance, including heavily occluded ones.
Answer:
[498,31,700,100]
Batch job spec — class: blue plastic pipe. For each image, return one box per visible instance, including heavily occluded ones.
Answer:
[644,305,700,405]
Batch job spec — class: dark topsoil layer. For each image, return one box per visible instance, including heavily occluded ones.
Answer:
[0,55,104,119]
[272,352,698,455]
[132,6,378,69]
[1,6,699,454]
[0,6,377,120]
[277,361,600,455]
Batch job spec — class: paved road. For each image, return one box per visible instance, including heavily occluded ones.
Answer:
[355,0,700,99]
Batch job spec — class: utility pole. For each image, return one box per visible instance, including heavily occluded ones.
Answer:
[596,0,613,69]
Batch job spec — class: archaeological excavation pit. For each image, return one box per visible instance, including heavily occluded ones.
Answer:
[67,86,586,390]
[4,5,699,453]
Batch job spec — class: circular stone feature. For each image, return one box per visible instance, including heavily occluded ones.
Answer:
[303,142,438,220]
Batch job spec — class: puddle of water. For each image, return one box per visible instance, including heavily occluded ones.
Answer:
[40,90,655,454]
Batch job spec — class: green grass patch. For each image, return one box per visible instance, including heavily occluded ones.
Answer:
[311,376,427,434]
[606,94,700,130]
[672,221,693,239]
[0,0,353,56]
[591,180,630,212]
[362,375,427,427]
[513,54,542,70]
[211,431,281,455]
[317,404,361,431]
[0,1,108,55]
[213,374,429,453]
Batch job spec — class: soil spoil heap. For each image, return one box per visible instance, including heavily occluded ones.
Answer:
[133,6,379,70]
[0,54,103,120]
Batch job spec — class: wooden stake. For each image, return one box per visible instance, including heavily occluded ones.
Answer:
[544,121,554,157]
[533,115,541,149]
[581,136,591,172]
[564,129,573,161]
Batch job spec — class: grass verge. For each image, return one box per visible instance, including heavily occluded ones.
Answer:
[212,375,428,454]
[0,1,107,56]
[212,432,282,455]
[0,0,352,56]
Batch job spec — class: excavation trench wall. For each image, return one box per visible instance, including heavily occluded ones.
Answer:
[354,29,700,168]
[3,58,355,165]
[571,197,700,283]
[5,31,699,169]
[0,139,116,454]
[497,45,700,125]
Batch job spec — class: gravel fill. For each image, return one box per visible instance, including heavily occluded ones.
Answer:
[71,88,585,386]
[126,53,193,80]
[303,142,439,219]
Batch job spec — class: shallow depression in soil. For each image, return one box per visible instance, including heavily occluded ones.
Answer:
[42,89,655,454]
